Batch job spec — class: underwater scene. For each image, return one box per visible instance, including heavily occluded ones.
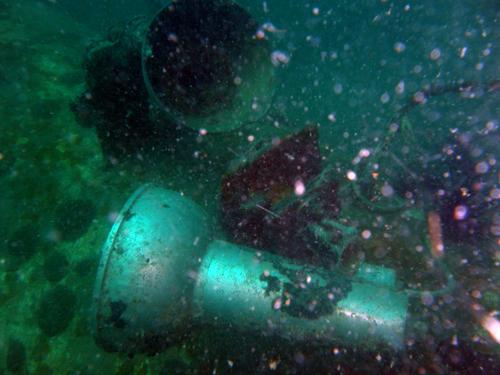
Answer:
[0,0,499,373]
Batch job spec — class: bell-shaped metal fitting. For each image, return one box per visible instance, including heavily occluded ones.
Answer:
[142,0,275,132]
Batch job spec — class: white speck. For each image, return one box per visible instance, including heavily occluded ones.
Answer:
[312,7,320,15]
[199,128,207,136]
[394,42,406,53]
[459,47,468,58]
[381,183,394,197]
[234,76,242,85]
[361,230,372,239]
[273,298,282,310]
[247,135,255,142]
[227,360,234,368]
[346,170,357,181]
[294,180,306,196]
[256,29,266,39]
[271,50,290,66]
[306,275,312,283]
[395,81,405,94]
[333,83,343,94]
[376,353,382,362]
[327,112,337,122]
[359,148,370,158]
[476,62,484,71]
[380,92,390,104]
[453,205,468,220]
[430,48,441,60]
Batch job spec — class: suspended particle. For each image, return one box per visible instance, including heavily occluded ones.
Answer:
[327,112,337,122]
[273,297,282,310]
[430,48,441,60]
[421,292,434,306]
[359,148,370,158]
[346,170,357,181]
[380,182,394,198]
[294,180,306,196]
[459,46,468,58]
[361,229,372,239]
[380,92,390,104]
[271,50,290,66]
[489,188,500,199]
[475,161,489,174]
[394,42,406,53]
[395,80,405,94]
[453,205,468,221]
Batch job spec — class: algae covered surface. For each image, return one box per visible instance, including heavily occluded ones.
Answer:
[0,0,499,374]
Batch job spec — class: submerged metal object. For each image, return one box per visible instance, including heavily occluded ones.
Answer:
[142,0,275,132]
[92,185,212,353]
[92,185,408,354]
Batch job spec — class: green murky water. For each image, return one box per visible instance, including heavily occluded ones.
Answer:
[0,1,498,373]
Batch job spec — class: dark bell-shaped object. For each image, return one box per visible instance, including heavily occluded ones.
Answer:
[142,0,275,132]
